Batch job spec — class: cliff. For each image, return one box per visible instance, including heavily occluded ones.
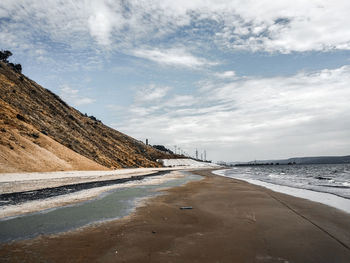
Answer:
[0,62,176,172]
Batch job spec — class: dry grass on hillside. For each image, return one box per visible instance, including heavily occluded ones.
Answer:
[0,62,179,172]
[0,99,108,173]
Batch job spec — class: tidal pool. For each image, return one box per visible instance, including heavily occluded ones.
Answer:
[0,172,201,243]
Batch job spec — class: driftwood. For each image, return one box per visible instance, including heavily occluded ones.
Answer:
[180,206,193,210]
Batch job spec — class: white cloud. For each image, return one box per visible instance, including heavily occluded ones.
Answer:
[213,0,350,52]
[132,48,216,68]
[87,1,126,47]
[3,0,350,55]
[88,9,114,46]
[167,95,196,108]
[116,65,350,161]
[214,71,236,79]
[134,84,171,103]
[59,85,95,106]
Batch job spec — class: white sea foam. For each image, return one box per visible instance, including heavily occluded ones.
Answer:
[268,173,281,179]
[213,169,350,214]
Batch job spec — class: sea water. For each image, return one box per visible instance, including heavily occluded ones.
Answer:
[0,173,201,243]
[214,164,350,213]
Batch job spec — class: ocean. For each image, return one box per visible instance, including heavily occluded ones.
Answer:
[214,163,350,213]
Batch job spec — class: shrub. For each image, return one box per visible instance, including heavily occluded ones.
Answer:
[13,63,22,73]
[0,50,12,62]
[0,50,22,73]
[152,145,174,154]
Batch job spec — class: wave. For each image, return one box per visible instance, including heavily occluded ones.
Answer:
[212,166,350,214]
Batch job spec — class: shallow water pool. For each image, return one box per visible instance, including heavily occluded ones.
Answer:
[0,173,201,243]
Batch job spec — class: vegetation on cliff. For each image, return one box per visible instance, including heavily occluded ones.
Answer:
[0,54,180,172]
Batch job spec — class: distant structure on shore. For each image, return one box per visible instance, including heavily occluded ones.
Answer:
[234,162,295,167]
[150,144,211,163]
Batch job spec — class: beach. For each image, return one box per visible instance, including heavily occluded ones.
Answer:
[2,2,350,262]
[1,169,350,262]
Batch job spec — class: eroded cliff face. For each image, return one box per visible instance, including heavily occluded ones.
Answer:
[0,62,175,172]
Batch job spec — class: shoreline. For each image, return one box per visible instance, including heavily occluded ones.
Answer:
[1,169,350,262]
[214,169,350,214]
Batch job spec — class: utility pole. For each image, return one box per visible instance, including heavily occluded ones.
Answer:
[174,145,177,154]
[195,149,198,159]
[204,150,206,161]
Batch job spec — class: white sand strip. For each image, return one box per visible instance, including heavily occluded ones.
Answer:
[0,168,163,194]
[0,168,166,183]
[0,164,218,194]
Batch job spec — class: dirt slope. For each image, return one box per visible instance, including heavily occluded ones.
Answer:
[0,62,176,172]
[0,99,108,173]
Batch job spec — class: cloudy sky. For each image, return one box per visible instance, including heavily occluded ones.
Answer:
[1,0,350,162]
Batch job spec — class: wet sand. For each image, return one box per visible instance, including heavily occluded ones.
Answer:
[1,169,350,262]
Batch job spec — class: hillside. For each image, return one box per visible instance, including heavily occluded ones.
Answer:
[282,155,350,165]
[232,155,350,166]
[0,62,177,172]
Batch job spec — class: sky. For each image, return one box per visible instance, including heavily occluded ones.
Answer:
[1,0,350,162]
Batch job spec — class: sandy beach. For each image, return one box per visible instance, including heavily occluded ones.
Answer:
[1,169,350,262]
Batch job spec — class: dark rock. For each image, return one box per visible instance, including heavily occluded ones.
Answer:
[16,114,25,121]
